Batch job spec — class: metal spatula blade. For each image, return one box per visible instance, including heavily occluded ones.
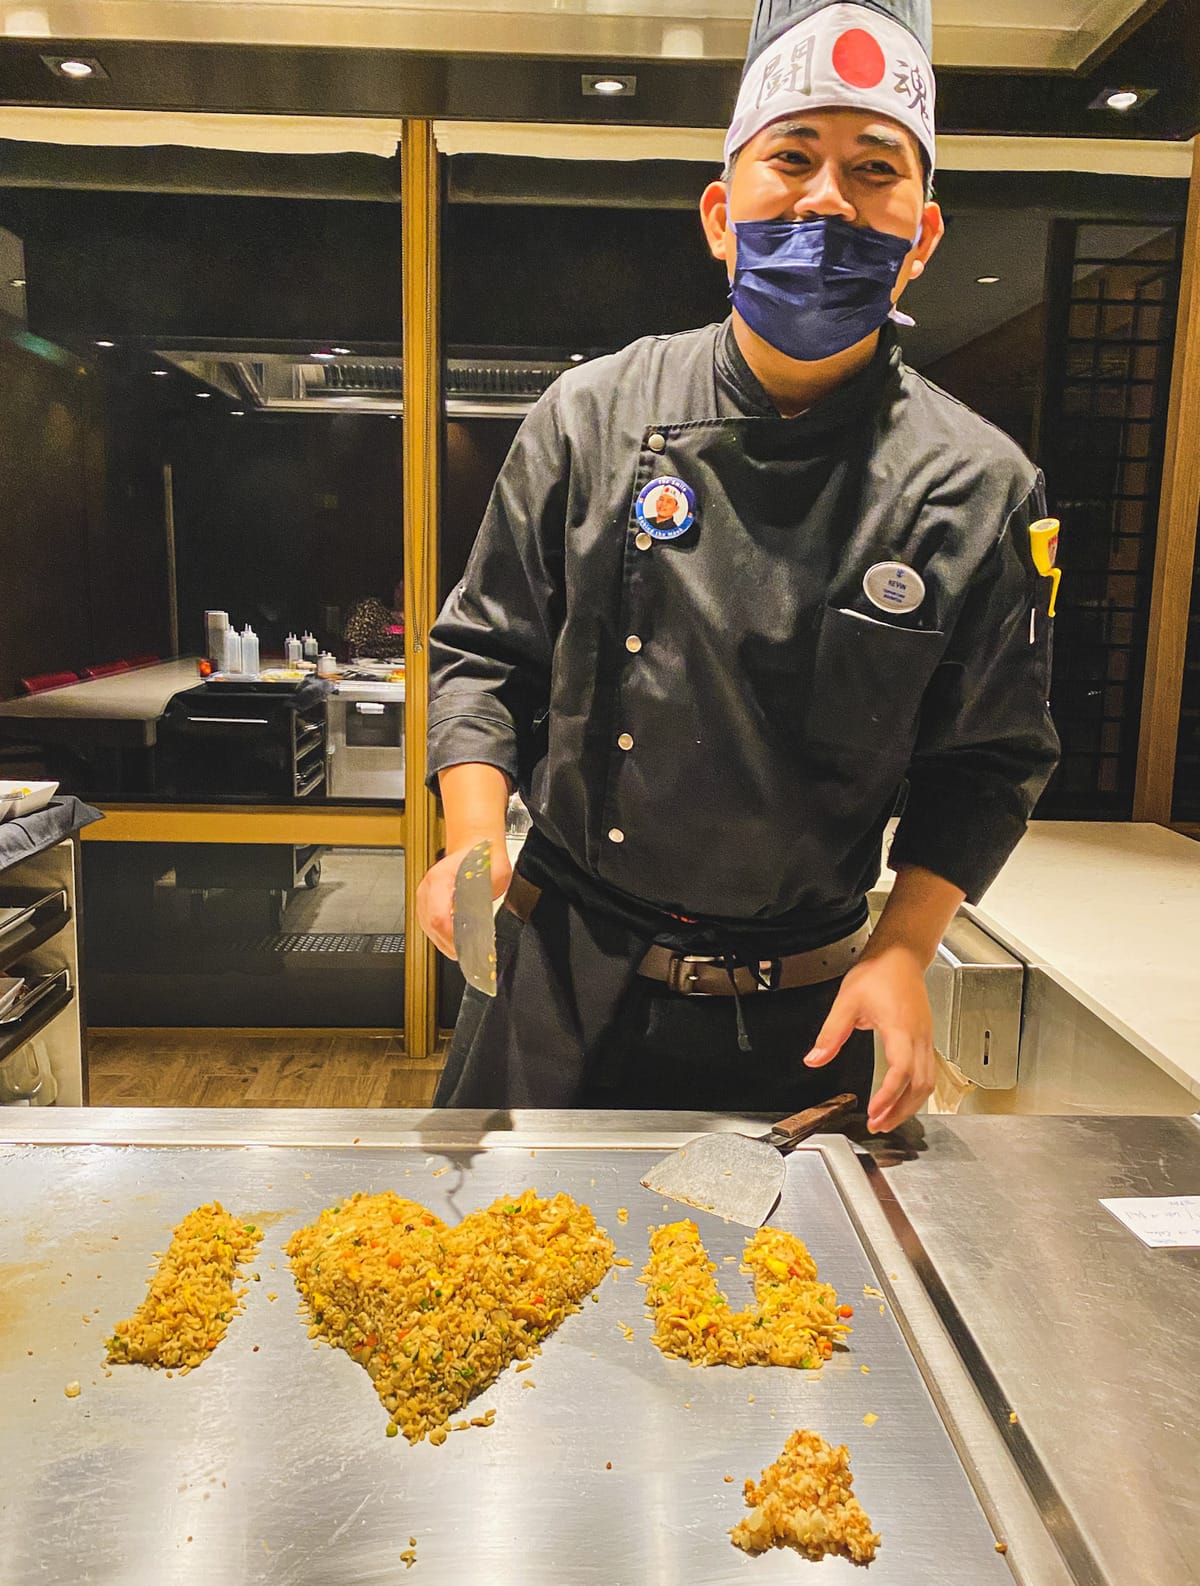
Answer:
[452,839,497,997]
[640,1094,858,1227]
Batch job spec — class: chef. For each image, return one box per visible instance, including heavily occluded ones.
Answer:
[419,0,1060,1128]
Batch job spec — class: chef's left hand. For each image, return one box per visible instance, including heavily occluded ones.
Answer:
[802,945,935,1133]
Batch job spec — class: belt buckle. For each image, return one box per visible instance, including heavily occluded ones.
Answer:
[667,953,715,996]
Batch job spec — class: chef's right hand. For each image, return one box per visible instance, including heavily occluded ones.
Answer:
[417,842,513,960]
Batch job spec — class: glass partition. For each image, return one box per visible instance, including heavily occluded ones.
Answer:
[0,157,414,1064]
[83,841,404,1030]
[0,182,407,806]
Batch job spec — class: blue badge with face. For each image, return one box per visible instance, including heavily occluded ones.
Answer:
[635,476,696,541]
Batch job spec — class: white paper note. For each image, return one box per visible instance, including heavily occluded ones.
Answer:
[1099,1195,1200,1249]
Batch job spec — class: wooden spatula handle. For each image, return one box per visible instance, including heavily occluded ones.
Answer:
[766,1093,858,1151]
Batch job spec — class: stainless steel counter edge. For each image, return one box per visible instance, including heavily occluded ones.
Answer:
[0,1106,784,1148]
[817,1138,1082,1586]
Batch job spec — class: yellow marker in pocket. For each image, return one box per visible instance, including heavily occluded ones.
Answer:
[1029,518,1061,617]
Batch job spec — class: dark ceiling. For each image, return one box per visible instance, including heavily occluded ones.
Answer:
[0,0,1197,142]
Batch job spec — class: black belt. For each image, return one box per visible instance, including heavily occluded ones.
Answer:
[503,873,870,997]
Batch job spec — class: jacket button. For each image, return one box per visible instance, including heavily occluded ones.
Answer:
[634,531,653,551]
[624,635,643,653]
[608,827,625,843]
[617,733,634,751]
[648,432,666,453]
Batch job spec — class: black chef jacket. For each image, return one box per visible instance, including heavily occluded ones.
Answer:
[429,320,1060,934]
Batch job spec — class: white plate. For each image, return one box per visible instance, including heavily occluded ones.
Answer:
[0,781,58,822]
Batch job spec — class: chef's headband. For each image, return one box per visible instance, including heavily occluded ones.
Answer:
[725,0,936,177]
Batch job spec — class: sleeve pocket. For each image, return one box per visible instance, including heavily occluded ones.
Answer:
[805,606,947,754]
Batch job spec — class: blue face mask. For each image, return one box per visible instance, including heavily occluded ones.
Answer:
[731,215,915,363]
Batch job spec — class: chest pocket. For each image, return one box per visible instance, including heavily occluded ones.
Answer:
[805,606,947,755]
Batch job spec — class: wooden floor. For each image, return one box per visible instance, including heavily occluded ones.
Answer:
[87,1032,444,1108]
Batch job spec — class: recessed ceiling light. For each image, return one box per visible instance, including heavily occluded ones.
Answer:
[95,338,115,348]
[976,275,1001,285]
[569,353,585,363]
[42,54,108,80]
[582,73,636,97]
[1089,85,1156,113]
[231,409,245,417]
[196,391,212,399]
[388,414,399,420]
[151,368,168,376]
[331,346,351,356]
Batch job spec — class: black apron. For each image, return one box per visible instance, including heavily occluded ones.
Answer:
[434,868,874,1111]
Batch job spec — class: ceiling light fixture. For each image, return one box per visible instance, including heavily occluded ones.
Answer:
[1089,85,1156,113]
[582,73,637,97]
[96,339,115,348]
[9,277,26,289]
[196,391,212,399]
[151,368,168,376]
[570,353,585,363]
[231,409,245,417]
[42,54,108,80]
[976,275,1001,285]
[331,346,351,356]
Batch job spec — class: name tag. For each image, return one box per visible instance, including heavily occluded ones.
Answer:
[862,561,925,615]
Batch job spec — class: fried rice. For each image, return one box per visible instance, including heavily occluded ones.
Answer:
[640,1221,850,1368]
[107,1202,263,1370]
[285,1188,615,1442]
[730,1428,880,1563]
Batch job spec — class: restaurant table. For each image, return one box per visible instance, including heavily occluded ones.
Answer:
[0,659,204,750]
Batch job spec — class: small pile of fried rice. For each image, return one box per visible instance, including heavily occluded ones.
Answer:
[107,1202,263,1370]
[640,1221,850,1368]
[730,1428,880,1563]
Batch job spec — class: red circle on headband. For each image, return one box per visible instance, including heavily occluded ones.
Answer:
[832,28,887,89]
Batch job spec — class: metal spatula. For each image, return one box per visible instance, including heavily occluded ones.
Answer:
[640,1094,858,1227]
[452,839,497,997]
